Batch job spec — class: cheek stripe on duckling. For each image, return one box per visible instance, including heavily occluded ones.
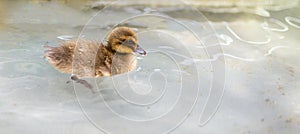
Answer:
[115,45,133,54]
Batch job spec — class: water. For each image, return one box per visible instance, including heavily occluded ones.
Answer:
[0,0,299,134]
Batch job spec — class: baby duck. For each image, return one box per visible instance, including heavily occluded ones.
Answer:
[45,27,146,79]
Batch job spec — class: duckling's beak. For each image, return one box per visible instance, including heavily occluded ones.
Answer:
[134,45,147,56]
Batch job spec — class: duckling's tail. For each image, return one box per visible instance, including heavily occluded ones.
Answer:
[43,44,54,57]
[44,45,61,61]
[43,43,74,74]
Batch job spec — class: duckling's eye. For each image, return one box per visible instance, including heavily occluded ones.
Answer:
[127,40,134,44]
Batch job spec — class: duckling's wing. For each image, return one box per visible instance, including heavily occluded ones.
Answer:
[94,45,113,77]
[72,40,102,78]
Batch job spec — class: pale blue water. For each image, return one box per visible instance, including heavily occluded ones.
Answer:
[0,1,299,134]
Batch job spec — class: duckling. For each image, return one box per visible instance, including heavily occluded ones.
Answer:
[44,27,146,88]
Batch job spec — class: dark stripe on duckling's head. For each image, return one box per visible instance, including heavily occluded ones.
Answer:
[107,27,146,55]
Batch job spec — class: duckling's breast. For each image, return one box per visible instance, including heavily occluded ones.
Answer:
[110,53,137,75]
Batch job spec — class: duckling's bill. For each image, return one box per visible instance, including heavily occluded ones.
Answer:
[134,45,147,56]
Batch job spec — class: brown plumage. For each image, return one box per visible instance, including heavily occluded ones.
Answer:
[44,27,146,78]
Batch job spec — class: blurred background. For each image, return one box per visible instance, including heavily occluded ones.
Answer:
[0,0,299,134]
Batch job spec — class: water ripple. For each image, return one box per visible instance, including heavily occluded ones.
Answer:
[264,46,300,56]
[261,18,289,32]
[285,16,300,29]
[224,22,271,45]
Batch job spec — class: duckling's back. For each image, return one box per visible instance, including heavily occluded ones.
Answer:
[45,40,104,78]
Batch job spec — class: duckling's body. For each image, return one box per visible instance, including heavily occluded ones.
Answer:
[45,27,146,78]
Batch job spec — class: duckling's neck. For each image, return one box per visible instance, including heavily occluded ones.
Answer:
[105,45,115,53]
[110,53,137,75]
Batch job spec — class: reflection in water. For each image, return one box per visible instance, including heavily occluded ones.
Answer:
[57,35,76,41]
[261,18,289,32]
[154,43,300,64]
[157,49,257,64]
[196,33,233,48]
[264,46,300,56]
[29,0,90,9]
[0,0,8,30]
[224,22,271,45]
[193,53,256,63]
[218,34,233,46]
[285,16,300,29]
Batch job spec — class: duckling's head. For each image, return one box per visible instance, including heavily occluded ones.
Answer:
[107,27,146,55]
